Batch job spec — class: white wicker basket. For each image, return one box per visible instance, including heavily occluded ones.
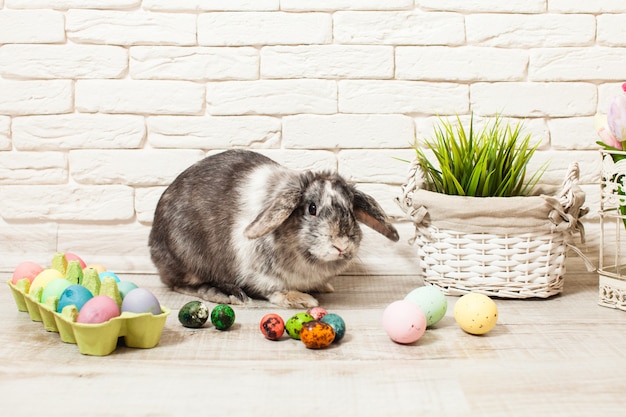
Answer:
[397,160,587,299]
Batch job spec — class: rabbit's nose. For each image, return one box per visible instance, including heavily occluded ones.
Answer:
[332,237,351,255]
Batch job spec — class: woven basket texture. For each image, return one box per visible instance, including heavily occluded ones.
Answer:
[397,160,585,299]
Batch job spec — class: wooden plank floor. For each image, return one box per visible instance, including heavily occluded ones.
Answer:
[2,255,625,417]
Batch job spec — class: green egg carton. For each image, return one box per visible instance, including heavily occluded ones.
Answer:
[7,280,170,356]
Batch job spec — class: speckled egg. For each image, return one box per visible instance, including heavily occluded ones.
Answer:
[259,313,285,341]
[285,312,314,340]
[454,293,498,335]
[382,300,427,344]
[211,304,235,330]
[320,313,346,343]
[307,307,328,321]
[405,286,448,327]
[300,320,336,349]
[178,301,209,328]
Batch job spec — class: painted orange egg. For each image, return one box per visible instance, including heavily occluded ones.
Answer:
[300,320,335,349]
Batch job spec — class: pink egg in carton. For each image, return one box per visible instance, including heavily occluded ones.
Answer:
[7,254,170,356]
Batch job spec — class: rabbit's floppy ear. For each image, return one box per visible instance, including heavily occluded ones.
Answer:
[353,189,400,242]
[244,181,303,240]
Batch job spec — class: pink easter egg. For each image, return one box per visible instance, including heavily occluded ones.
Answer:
[77,296,121,324]
[382,300,427,344]
[65,252,87,269]
[11,261,44,284]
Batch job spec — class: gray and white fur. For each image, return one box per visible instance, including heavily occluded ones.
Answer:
[149,149,399,308]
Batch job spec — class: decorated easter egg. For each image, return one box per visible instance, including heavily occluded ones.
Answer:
[65,253,86,269]
[11,261,44,284]
[30,269,64,298]
[382,300,427,344]
[57,284,94,313]
[454,293,498,335]
[99,271,120,282]
[178,301,209,328]
[121,288,161,315]
[285,312,314,340]
[300,321,336,349]
[405,286,448,327]
[40,278,72,305]
[117,281,139,299]
[211,304,235,330]
[259,313,285,341]
[321,313,346,343]
[77,295,121,324]
[307,306,328,321]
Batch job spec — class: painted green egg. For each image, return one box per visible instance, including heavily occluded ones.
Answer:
[405,285,448,327]
[211,304,236,330]
[285,312,315,340]
[178,301,209,328]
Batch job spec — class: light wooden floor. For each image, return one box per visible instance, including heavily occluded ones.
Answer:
[2,254,625,417]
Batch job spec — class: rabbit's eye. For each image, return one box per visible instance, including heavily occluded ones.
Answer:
[308,202,317,216]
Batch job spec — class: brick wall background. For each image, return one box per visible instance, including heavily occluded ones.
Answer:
[1,0,624,274]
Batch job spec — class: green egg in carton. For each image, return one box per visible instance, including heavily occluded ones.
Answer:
[7,258,169,356]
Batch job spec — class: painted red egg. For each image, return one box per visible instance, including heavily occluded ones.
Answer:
[259,313,285,341]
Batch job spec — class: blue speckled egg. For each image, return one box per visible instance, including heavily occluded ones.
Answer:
[320,313,346,343]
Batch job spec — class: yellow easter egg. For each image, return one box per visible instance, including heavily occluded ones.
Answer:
[454,293,498,335]
[29,269,64,298]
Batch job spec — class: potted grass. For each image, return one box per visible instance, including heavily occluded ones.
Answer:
[397,115,588,298]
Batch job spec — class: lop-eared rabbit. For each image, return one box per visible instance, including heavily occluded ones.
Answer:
[149,150,399,308]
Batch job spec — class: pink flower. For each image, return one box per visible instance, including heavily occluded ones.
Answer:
[595,113,622,149]
[598,125,622,149]
[608,94,626,142]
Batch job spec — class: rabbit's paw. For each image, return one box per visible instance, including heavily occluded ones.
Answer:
[269,290,319,309]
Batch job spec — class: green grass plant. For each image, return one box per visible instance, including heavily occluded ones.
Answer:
[414,115,546,197]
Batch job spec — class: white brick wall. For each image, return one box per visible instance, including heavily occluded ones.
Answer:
[0,1,617,274]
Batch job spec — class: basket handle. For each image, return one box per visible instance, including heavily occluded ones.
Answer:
[396,158,427,224]
[544,162,588,236]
